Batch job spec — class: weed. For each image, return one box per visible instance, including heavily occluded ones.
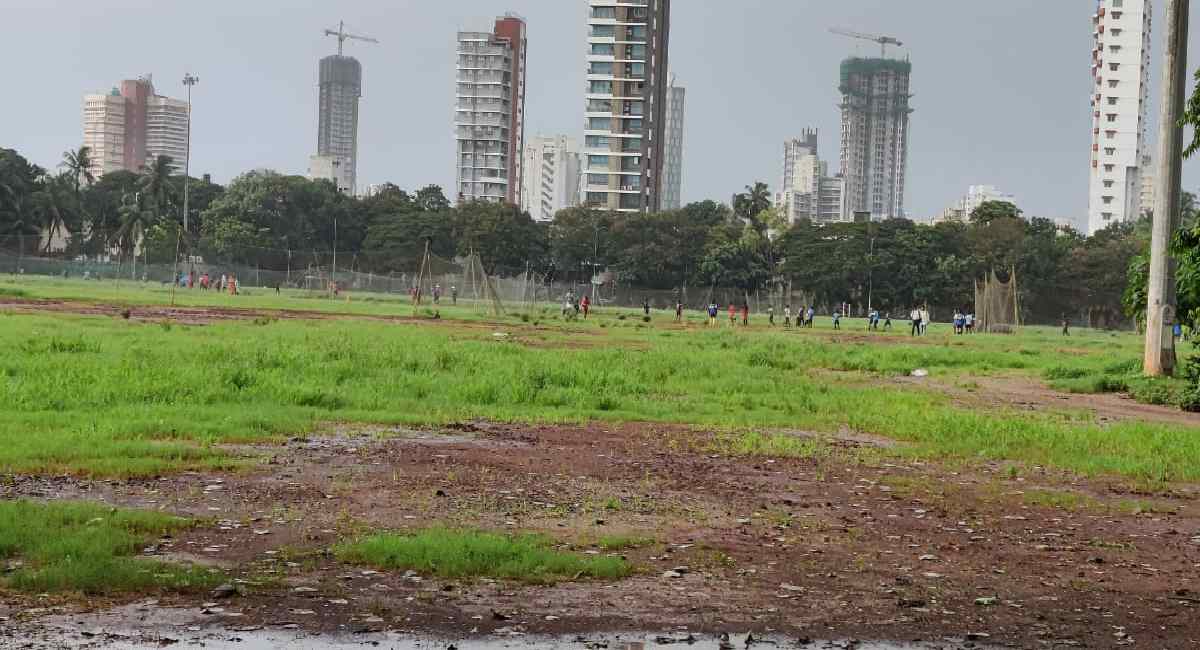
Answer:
[0,500,219,594]
[334,529,629,584]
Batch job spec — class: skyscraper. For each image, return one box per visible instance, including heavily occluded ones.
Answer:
[1087,0,1152,234]
[838,58,912,220]
[582,0,671,213]
[520,135,581,222]
[82,76,188,180]
[317,55,362,195]
[455,14,528,205]
[777,130,845,224]
[661,77,685,210]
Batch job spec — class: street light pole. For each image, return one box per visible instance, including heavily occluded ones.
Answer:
[181,73,199,234]
[1144,0,1189,376]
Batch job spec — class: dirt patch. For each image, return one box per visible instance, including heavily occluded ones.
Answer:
[2,421,1198,647]
[911,374,1200,427]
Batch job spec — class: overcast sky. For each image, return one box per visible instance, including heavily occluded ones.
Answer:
[3,0,1200,228]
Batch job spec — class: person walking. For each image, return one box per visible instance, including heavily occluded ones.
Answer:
[728,303,737,327]
[741,302,750,327]
[707,302,718,327]
[643,297,651,317]
[581,294,591,319]
[767,305,775,327]
[910,307,922,336]
[883,312,893,331]
[1061,317,1070,337]
[674,301,684,324]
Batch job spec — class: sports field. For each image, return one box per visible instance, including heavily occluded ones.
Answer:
[1,275,1199,647]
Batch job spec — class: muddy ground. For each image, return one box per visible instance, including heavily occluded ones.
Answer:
[2,298,1200,648]
[1,420,1198,649]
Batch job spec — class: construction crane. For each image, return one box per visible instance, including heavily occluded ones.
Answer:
[829,28,903,58]
[324,20,379,56]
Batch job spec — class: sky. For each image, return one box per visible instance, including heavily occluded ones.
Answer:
[3,0,1200,229]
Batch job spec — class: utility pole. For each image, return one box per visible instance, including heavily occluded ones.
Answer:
[1144,0,1190,377]
[181,73,198,233]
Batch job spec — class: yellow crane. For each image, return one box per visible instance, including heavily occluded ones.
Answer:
[829,28,903,58]
[324,20,379,56]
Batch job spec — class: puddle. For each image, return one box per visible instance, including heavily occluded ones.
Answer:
[2,605,995,649]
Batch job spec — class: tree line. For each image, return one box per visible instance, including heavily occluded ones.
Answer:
[1,145,1157,325]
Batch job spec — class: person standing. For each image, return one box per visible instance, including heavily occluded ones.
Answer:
[884,313,893,331]
[768,305,775,327]
[920,308,930,335]
[741,302,750,327]
[910,307,922,336]
[707,302,718,327]
[643,297,651,317]
[581,294,591,319]
[675,301,684,324]
[451,285,458,305]
[783,305,792,329]
[728,303,737,327]
[1062,317,1071,337]
[832,310,841,330]
[806,306,815,328]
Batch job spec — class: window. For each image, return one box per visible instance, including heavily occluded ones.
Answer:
[591,6,616,19]
[1107,113,1118,122]
[1112,11,1123,19]
[586,174,609,186]
[1104,180,1115,188]
[1102,196,1114,204]
[1108,79,1119,88]
[588,80,613,94]
[590,43,614,56]
[1108,96,1119,105]
[589,61,613,75]
[1105,164,1115,172]
[1113,0,1123,7]
[590,25,614,38]
[1106,130,1116,138]
[585,138,609,150]
[1109,45,1122,53]
[587,117,612,130]
[1112,28,1123,36]
[1109,63,1119,71]
[1105,147,1116,155]
[587,154,610,167]
[1102,212,1114,221]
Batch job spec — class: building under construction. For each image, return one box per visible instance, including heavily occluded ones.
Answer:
[838,57,913,221]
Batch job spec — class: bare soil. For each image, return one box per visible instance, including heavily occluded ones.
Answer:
[2,421,1198,648]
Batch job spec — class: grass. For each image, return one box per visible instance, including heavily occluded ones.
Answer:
[334,529,630,584]
[0,500,220,594]
[0,277,1199,484]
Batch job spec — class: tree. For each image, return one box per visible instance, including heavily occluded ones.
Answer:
[732,182,773,234]
[60,146,94,197]
[451,201,547,276]
[969,200,1022,225]
[140,155,177,223]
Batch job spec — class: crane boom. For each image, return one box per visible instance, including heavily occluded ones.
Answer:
[324,20,380,56]
[829,27,903,57]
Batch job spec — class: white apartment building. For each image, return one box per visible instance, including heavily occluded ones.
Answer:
[455,15,527,205]
[933,185,1019,223]
[520,135,581,222]
[82,90,126,179]
[777,130,845,223]
[583,0,671,213]
[1088,0,1152,235]
[145,95,189,174]
[662,79,685,210]
[308,154,354,194]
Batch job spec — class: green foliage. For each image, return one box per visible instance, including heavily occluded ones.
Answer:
[0,500,218,594]
[335,529,629,583]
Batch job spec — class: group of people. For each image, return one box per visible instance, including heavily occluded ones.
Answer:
[562,291,591,319]
[952,311,977,335]
[780,305,816,329]
[704,302,753,327]
[867,310,894,331]
[908,307,931,336]
[411,283,458,306]
[175,271,239,295]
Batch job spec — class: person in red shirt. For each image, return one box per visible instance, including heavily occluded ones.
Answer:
[728,303,736,327]
[741,303,749,326]
[581,295,590,319]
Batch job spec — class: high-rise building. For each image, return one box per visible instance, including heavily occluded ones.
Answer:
[82,89,126,178]
[455,14,528,205]
[661,77,685,210]
[776,130,845,223]
[317,55,362,195]
[520,135,581,222]
[145,95,190,174]
[1088,0,1152,235]
[308,154,354,194]
[81,76,188,180]
[838,58,912,221]
[1139,154,1156,219]
[583,0,671,213]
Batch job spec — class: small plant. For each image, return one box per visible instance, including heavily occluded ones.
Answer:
[642,316,651,323]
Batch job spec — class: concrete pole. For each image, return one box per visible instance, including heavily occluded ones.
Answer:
[1145,0,1189,376]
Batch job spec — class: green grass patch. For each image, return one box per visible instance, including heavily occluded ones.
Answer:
[334,529,630,584]
[0,500,220,594]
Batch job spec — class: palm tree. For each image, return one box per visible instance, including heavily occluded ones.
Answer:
[31,172,77,254]
[60,146,95,196]
[116,191,156,266]
[140,155,176,221]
